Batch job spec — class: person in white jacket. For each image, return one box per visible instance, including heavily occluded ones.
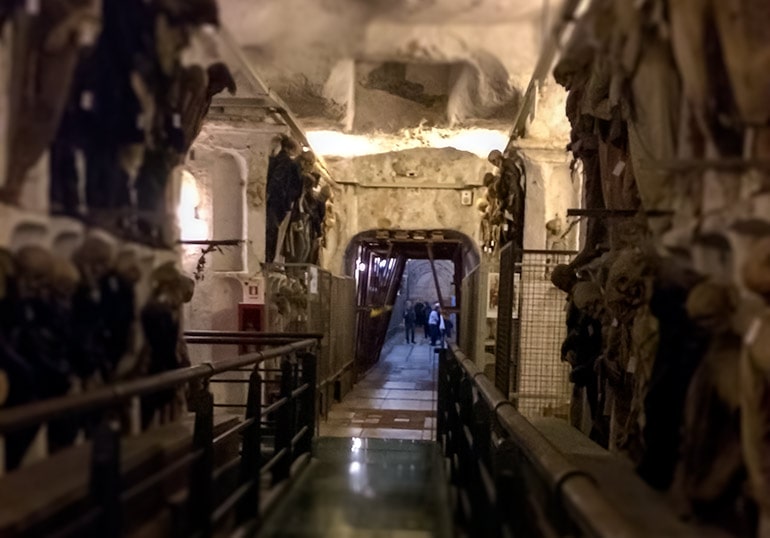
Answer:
[428,304,446,346]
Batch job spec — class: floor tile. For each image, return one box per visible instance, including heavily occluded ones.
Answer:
[327,410,356,420]
[383,382,418,390]
[319,425,363,438]
[256,437,452,537]
[336,398,384,410]
[347,388,391,399]
[381,400,435,411]
[361,428,426,440]
[387,390,436,401]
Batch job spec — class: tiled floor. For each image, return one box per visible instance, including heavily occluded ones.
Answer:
[255,437,453,538]
[320,337,439,441]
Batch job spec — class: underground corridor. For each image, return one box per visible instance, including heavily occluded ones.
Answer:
[318,230,475,441]
[0,0,767,537]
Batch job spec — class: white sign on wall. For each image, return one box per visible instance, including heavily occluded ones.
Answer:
[307,267,319,295]
[243,277,266,304]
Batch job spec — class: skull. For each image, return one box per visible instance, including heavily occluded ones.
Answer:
[487,150,503,168]
[51,257,81,302]
[742,237,770,303]
[151,262,182,298]
[15,246,54,300]
[573,281,604,319]
[0,248,15,301]
[298,150,317,173]
[551,264,577,293]
[179,274,195,304]
[74,236,115,285]
[605,249,650,315]
[686,281,737,331]
[115,250,142,284]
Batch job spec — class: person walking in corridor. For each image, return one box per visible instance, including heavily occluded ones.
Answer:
[403,300,417,344]
[429,304,444,346]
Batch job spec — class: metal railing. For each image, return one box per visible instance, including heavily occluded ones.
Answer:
[0,334,320,537]
[437,344,646,538]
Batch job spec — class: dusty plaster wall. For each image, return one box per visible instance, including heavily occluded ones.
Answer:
[362,19,540,95]
[238,3,546,126]
[525,77,571,144]
[182,121,288,364]
[321,143,577,273]
[519,146,579,250]
[321,147,492,274]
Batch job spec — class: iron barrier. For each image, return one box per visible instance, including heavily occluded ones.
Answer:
[437,343,646,538]
[0,334,320,537]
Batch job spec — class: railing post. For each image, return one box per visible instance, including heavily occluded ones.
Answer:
[492,436,518,538]
[237,366,262,523]
[436,348,448,448]
[298,351,317,456]
[273,356,295,484]
[90,417,122,536]
[188,381,214,537]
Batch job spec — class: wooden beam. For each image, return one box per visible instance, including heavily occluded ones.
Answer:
[566,209,674,218]
[426,242,447,310]
[217,28,339,188]
[209,96,277,109]
[505,0,585,151]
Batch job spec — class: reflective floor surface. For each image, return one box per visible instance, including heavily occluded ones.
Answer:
[255,437,453,538]
[320,336,440,441]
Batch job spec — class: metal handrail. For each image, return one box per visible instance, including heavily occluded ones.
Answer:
[184,330,323,339]
[0,339,317,434]
[184,331,324,346]
[447,343,644,538]
[0,330,319,538]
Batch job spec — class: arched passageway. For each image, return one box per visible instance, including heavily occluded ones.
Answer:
[317,230,478,440]
[344,229,479,376]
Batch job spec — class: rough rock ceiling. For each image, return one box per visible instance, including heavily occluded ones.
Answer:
[222,0,547,47]
[218,0,559,155]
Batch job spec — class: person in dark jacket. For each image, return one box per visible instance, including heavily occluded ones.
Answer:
[265,136,302,262]
[403,301,417,344]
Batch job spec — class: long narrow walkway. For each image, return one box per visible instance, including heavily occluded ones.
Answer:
[255,437,453,538]
[320,336,438,441]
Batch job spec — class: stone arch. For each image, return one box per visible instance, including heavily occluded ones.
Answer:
[209,151,247,271]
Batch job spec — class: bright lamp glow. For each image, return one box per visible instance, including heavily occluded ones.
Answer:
[178,170,209,241]
[306,127,509,159]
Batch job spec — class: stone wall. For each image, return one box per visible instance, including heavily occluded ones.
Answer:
[235,0,547,127]
[181,121,288,363]
[519,145,579,251]
[320,142,575,274]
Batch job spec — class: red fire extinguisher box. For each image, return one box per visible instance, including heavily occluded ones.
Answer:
[237,303,264,354]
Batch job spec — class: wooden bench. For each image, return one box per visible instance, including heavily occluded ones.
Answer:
[0,415,241,537]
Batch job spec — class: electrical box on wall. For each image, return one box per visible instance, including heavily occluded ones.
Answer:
[238,303,264,353]
[460,190,473,206]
